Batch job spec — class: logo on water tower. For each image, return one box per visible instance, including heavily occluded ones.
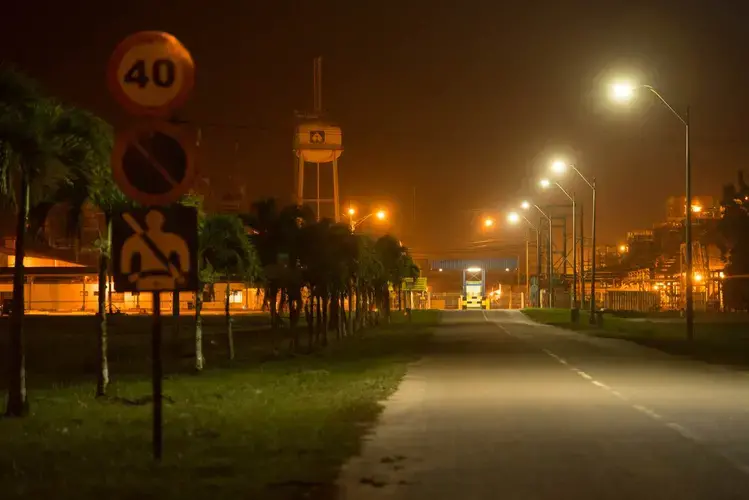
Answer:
[309,130,325,144]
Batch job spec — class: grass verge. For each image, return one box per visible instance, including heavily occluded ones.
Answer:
[0,310,440,499]
[521,308,749,368]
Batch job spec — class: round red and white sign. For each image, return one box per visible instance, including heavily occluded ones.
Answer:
[107,31,195,117]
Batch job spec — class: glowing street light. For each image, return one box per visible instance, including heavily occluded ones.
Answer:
[551,160,568,174]
[349,208,387,232]
[539,178,551,189]
[507,212,520,224]
[484,217,495,228]
[691,205,702,213]
[609,78,693,340]
[610,82,636,102]
[619,244,627,253]
[694,272,703,283]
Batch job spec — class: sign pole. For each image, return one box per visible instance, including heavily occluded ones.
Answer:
[152,291,163,461]
[108,31,198,461]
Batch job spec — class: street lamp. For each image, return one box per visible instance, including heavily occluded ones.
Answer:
[550,160,597,324]
[521,201,552,307]
[539,178,551,189]
[508,210,539,307]
[349,209,388,232]
[484,217,495,228]
[541,173,577,319]
[611,81,693,340]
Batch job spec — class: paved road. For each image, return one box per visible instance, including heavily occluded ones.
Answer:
[337,310,749,499]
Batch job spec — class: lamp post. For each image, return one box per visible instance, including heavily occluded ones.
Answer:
[540,176,576,320]
[522,201,552,307]
[508,210,538,307]
[611,82,692,339]
[551,161,596,323]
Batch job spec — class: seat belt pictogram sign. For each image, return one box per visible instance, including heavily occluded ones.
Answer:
[112,206,198,293]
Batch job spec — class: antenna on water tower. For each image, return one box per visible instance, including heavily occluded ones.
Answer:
[293,57,343,222]
[313,56,322,114]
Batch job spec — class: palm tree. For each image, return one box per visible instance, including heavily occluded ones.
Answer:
[199,214,259,360]
[26,108,120,398]
[244,199,313,348]
[87,158,129,397]
[1,67,111,416]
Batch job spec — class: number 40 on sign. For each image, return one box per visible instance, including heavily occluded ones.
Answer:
[107,31,195,118]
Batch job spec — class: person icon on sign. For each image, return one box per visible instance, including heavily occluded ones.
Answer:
[121,209,190,291]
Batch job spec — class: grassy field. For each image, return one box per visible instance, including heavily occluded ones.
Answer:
[522,308,749,368]
[0,310,439,499]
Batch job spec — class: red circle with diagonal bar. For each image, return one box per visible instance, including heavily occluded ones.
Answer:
[112,121,197,206]
[107,31,195,117]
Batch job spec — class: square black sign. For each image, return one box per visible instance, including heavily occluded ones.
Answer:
[111,205,198,292]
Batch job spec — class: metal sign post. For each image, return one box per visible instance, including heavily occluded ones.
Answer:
[107,31,198,461]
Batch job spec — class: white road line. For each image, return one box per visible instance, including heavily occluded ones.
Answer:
[608,390,627,401]
[633,404,662,420]
[666,422,702,443]
[494,318,749,477]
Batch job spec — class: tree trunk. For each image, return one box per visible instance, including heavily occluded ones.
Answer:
[195,285,204,371]
[6,172,29,417]
[315,295,322,345]
[225,280,234,360]
[268,286,278,329]
[348,282,355,335]
[108,272,113,314]
[340,292,347,337]
[95,216,111,397]
[362,291,369,328]
[172,290,180,354]
[288,293,300,351]
[321,295,329,346]
[330,294,340,340]
[305,295,314,349]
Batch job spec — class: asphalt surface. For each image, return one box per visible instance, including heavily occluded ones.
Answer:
[337,310,749,499]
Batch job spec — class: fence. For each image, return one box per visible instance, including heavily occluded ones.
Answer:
[604,290,660,312]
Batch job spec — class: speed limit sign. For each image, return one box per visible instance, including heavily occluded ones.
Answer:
[107,31,195,117]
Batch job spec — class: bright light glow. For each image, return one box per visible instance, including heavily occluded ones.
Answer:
[376,210,386,220]
[653,284,659,291]
[507,212,520,224]
[694,272,703,282]
[551,160,567,174]
[484,218,495,227]
[539,178,551,189]
[505,267,510,272]
[619,245,627,252]
[691,205,702,213]
[521,201,531,210]
[438,268,443,272]
[719,271,725,279]
[347,207,356,216]
[466,267,482,273]
[611,82,636,102]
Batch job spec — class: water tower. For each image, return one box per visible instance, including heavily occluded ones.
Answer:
[293,57,343,222]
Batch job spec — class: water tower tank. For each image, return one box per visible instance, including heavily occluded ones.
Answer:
[294,121,343,163]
